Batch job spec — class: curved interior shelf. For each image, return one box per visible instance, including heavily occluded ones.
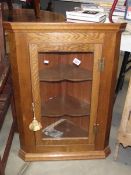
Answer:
[42,95,90,117]
[39,64,92,82]
[42,119,88,138]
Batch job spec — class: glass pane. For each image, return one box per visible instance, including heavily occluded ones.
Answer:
[38,52,94,140]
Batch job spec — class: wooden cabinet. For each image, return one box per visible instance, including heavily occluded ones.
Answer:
[3,10,126,161]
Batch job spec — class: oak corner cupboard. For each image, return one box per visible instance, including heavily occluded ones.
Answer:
[3,10,126,161]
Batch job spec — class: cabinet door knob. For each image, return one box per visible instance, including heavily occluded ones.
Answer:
[29,118,42,131]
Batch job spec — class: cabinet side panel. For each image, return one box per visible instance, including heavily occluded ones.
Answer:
[9,32,36,152]
[104,32,122,147]
[95,32,121,150]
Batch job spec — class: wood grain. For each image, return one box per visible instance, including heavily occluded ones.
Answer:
[3,9,126,160]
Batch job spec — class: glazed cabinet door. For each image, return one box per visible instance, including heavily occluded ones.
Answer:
[28,32,103,154]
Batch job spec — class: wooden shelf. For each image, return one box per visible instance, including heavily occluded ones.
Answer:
[43,119,88,138]
[39,64,92,82]
[42,95,90,117]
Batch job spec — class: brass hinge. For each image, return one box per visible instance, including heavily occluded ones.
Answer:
[93,123,99,134]
[98,58,105,72]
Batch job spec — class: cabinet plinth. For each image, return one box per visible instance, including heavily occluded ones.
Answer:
[3,9,126,161]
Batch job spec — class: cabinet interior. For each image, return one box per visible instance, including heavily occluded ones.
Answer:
[38,52,94,139]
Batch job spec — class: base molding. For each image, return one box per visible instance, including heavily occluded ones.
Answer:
[19,147,111,161]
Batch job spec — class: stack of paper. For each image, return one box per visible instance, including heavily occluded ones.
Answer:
[98,3,126,20]
[66,10,106,23]
[113,6,126,17]
[81,3,104,12]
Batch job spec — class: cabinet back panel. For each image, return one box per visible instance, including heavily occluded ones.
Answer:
[40,81,92,102]
[38,52,94,71]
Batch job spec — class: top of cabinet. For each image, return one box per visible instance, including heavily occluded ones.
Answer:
[3,9,126,32]
[2,9,65,23]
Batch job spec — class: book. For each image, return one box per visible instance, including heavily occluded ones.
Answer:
[66,10,105,18]
[113,11,125,17]
[66,19,94,23]
[66,11,106,22]
[113,6,126,17]
[66,18,106,23]
[81,3,104,12]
